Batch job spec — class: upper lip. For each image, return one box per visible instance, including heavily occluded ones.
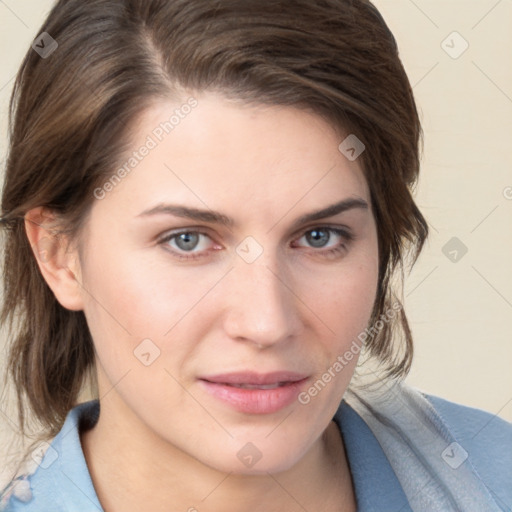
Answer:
[199,371,309,385]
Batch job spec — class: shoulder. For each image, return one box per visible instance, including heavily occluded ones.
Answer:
[424,392,512,445]
[0,401,102,512]
[423,392,512,503]
[342,382,512,511]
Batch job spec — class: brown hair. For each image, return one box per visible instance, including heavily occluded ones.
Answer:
[1,0,428,438]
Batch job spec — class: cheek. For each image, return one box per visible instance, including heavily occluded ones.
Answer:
[294,258,379,411]
[81,240,189,331]
[78,240,227,377]
[340,262,378,325]
[307,255,379,343]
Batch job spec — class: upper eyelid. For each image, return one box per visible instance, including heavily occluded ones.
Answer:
[295,223,353,237]
[159,224,352,236]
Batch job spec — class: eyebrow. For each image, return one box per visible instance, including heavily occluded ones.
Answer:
[136,197,369,230]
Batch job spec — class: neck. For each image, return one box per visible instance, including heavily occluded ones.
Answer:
[81,392,356,512]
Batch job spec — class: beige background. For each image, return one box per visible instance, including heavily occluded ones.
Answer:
[1,0,511,478]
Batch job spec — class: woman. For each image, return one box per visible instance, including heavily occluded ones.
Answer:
[1,0,510,511]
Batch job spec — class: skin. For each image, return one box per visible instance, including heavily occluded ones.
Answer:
[26,91,379,512]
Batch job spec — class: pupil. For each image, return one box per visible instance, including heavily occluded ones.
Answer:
[176,233,199,251]
[307,229,329,248]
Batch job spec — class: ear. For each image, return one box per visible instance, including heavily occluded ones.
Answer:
[24,207,85,311]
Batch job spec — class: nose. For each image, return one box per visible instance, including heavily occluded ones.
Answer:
[221,253,304,349]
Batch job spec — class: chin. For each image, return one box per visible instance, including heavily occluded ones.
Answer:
[192,433,313,477]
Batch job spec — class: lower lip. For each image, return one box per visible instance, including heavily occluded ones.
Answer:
[199,378,309,414]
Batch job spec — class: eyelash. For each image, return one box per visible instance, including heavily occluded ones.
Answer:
[157,226,355,262]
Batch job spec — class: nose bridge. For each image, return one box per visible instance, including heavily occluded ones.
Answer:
[222,246,302,346]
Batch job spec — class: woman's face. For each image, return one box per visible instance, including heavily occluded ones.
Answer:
[75,91,379,474]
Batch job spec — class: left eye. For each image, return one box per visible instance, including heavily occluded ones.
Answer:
[295,227,351,250]
[301,228,342,248]
[161,231,212,254]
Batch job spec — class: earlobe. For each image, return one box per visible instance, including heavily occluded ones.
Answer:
[24,207,85,311]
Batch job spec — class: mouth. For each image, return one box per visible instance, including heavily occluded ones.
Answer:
[216,382,290,390]
[198,372,310,414]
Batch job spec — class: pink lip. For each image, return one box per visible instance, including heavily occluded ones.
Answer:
[199,372,309,414]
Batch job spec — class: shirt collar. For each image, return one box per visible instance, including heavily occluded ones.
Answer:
[30,399,411,512]
[334,400,412,512]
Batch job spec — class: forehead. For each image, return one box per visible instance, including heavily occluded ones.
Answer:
[91,92,370,225]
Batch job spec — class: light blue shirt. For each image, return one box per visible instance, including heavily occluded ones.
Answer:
[2,393,511,511]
